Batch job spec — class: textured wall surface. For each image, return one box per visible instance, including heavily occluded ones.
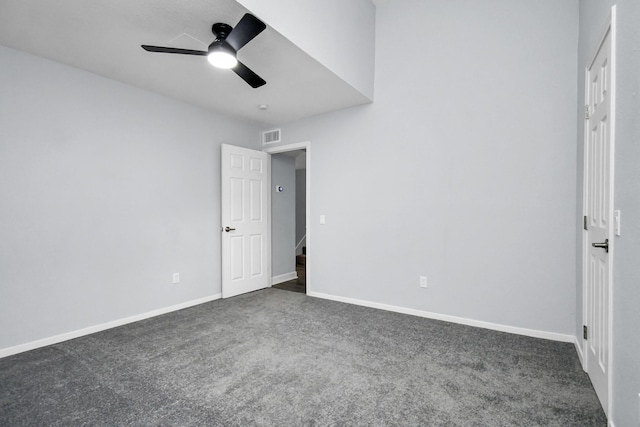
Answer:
[272,0,579,335]
[0,46,261,349]
[271,154,296,277]
[237,0,375,99]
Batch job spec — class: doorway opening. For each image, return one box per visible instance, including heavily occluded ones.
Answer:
[264,142,311,295]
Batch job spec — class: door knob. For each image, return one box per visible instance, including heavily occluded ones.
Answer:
[224,226,236,232]
[592,238,609,253]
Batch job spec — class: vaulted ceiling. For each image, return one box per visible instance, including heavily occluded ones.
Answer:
[0,0,371,125]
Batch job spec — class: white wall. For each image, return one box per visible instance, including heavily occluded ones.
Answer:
[271,153,296,277]
[577,1,640,424]
[236,0,375,100]
[0,46,262,350]
[270,0,579,335]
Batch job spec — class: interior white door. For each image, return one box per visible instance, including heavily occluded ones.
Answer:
[221,144,270,298]
[584,20,614,415]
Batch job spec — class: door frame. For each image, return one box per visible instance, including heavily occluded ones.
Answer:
[263,141,311,294]
[581,5,616,419]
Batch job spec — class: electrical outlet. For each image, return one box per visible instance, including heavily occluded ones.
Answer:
[419,276,428,288]
[172,273,180,284]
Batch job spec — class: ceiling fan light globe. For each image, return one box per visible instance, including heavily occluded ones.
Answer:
[208,51,238,69]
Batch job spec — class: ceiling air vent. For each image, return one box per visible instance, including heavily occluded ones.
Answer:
[262,128,281,145]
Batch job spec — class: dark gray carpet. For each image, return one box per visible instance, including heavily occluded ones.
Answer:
[0,289,606,426]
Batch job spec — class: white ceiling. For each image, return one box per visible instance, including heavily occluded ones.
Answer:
[0,0,371,125]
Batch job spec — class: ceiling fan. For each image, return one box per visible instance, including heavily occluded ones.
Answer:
[141,13,267,88]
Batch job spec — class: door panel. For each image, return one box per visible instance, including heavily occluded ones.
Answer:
[250,234,263,276]
[584,20,614,416]
[221,144,270,298]
[250,179,263,221]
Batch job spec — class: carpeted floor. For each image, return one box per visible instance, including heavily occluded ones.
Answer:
[0,289,606,426]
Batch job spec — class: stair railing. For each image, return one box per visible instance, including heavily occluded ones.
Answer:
[295,235,306,254]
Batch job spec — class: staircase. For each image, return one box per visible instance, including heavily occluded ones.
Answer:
[272,247,306,293]
[296,247,306,285]
[296,246,306,266]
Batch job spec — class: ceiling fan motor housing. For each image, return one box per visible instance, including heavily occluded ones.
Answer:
[208,39,236,55]
[208,23,237,67]
[212,23,233,40]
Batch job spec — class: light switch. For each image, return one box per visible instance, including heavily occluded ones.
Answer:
[320,215,326,225]
[614,210,621,236]
[420,276,428,288]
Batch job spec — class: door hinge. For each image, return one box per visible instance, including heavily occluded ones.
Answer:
[583,325,588,340]
[584,105,590,120]
[584,215,588,230]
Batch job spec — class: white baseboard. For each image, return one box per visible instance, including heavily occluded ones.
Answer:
[0,293,222,359]
[272,271,297,285]
[308,291,575,343]
[574,336,586,369]
[2,290,580,359]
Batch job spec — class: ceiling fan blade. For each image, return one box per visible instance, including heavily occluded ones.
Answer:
[225,14,266,52]
[141,45,207,56]
[233,61,266,88]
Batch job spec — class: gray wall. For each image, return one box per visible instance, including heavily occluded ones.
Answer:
[577,1,640,424]
[272,0,579,335]
[237,0,375,99]
[295,168,306,255]
[271,154,296,277]
[0,46,261,350]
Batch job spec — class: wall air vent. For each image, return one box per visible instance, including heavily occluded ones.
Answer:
[262,128,281,145]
